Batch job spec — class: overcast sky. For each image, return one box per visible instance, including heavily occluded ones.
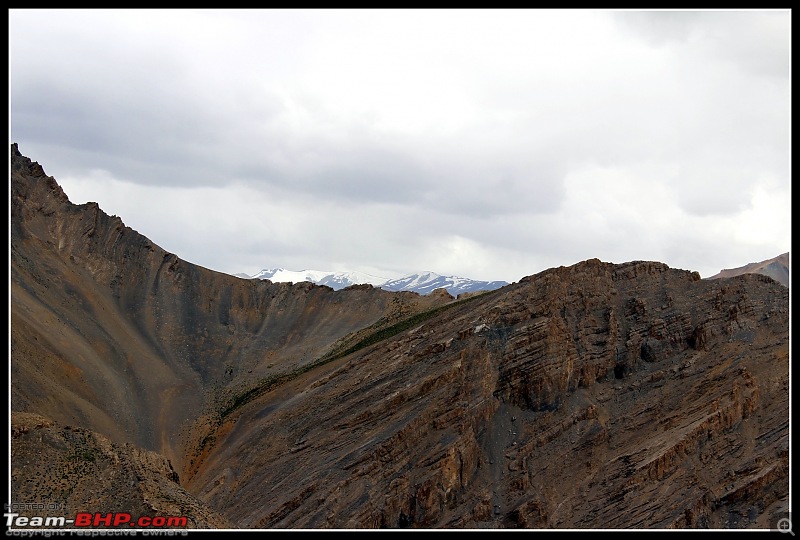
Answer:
[9,9,791,283]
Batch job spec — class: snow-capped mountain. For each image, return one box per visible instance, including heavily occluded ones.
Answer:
[240,268,508,296]
[248,268,391,290]
[380,272,508,296]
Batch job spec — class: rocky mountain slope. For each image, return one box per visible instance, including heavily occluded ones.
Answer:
[707,253,789,288]
[10,143,450,523]
[9,143,790,529]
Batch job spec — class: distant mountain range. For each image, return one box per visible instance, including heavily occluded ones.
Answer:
[706,252,789,287]
[237,268,509,296]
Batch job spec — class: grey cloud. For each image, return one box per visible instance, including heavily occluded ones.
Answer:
[611,10,705,46]
[10,9,790,284]
[612,10,790,80]
[429,162,567,219]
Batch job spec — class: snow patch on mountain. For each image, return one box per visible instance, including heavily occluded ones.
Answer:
[380,271,508,296]
[249,268,392,288]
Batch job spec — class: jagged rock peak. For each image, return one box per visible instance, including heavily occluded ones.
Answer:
[11,142,70,205]
[520,258,701,285]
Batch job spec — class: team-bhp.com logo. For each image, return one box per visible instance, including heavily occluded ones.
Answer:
[5,512,188,529]
[74,513,188,528]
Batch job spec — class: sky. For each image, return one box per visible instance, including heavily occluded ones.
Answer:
[9,9,791,284]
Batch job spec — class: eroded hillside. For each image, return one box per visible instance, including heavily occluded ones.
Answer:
[9,144,790,529]
[10,143,450,475]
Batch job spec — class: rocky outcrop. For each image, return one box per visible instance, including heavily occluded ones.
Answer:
[10,144,790,529]
[11,412,232,528]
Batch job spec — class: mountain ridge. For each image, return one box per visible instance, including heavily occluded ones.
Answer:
[706,252,789,287]
[9,143,790,529]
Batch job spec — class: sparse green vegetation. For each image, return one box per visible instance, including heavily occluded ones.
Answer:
[66,446,97,463]
[216,289,497,422]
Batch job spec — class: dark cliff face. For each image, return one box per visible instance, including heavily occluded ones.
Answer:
[10,144,789,529]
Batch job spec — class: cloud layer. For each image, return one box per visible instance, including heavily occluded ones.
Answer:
[10,9,791,282]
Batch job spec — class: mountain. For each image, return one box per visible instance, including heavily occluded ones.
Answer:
[248,268,392,289]
[706,253,789,287]
[380,271,509,296]
[243,268,509,296]
[10,143,790,530]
